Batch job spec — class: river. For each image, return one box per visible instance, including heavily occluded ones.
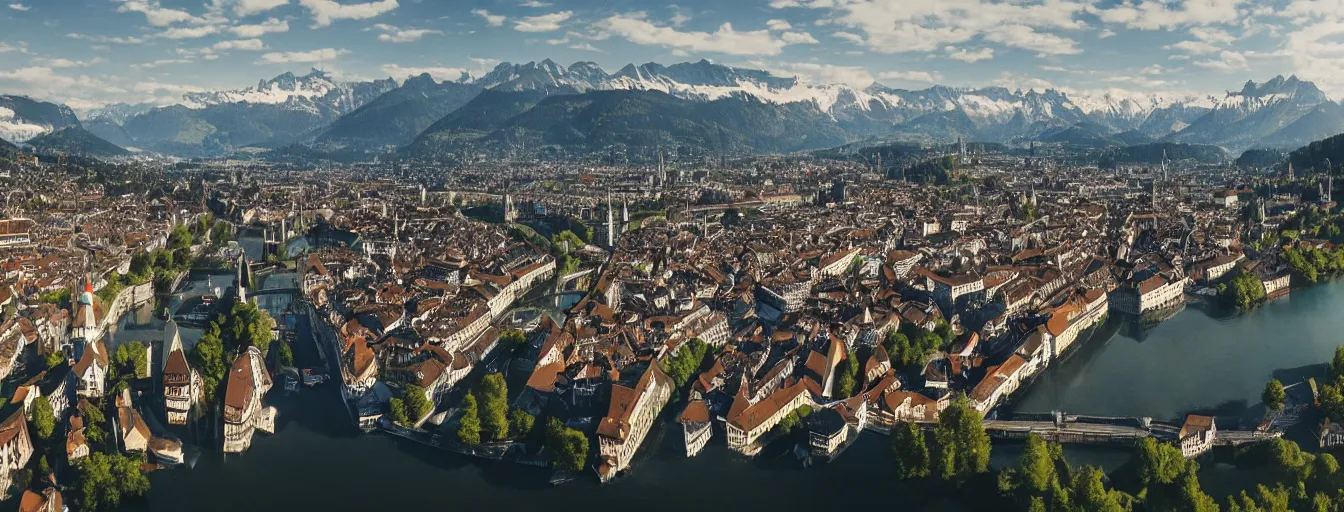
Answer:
[106,280,1344,511]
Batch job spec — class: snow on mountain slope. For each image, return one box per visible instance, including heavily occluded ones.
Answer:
[0,106,51,142]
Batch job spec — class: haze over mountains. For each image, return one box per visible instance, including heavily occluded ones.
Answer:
[3,59,1344,160]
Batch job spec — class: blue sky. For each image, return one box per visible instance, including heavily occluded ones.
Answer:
[0,0,1335,112]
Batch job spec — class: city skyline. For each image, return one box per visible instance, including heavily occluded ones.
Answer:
[0,0,1338,111]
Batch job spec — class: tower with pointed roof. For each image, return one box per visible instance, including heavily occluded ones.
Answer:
[234,253,253,304]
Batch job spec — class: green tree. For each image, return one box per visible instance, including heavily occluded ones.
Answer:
[29,398,55,441]
[276,340,294,367]
[167,224,192,250]
[500,329,527,349]
[190,322,228,405]
[403,385,433,423]
[79,399,107,446]
[833,348,859,398]
[509,409,535,439]
[932,395,991,480]
[387,398,408,425]
[546,418,588,472]
[1332,346,1344,381]
[74,452,151,511]
[1070,466,1129,512]
[890,421,930,479]
[1135,437,1188,486]
[44,351,64,370]
[1263,378,1286,411]
[457,394,482,445]
[661,339,711,388]
[475,373,509,441]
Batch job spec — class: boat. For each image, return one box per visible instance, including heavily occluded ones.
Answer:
[149,437,185,465]
[302,368,329,386]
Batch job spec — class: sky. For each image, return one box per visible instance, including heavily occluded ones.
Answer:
[0,0,1338,113]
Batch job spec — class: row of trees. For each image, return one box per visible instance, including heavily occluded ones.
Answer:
[886,388,1344,511]
[456,373,535,445]
[889,395,991,481]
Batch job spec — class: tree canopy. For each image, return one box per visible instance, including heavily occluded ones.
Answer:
[1262,379,1286,411]
[457,394,482,445]
[475,373,509,441]
[890,421,930,480]
[932,395,991,480]
[546,418,588,472]
[75,452,151,511]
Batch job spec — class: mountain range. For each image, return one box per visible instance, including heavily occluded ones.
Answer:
[5,59,1344,160]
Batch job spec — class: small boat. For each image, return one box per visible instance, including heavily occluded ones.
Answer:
[150,437,185,465]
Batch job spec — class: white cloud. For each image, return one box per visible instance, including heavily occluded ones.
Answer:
[593,13,798,56]
[784,0,1087,54]
[513,11,571,32]
[983,24,1081,55]
[66,34,144,44]
[380,63,466,82]
[260,47,349,63]
[40,57,104,68]
[0,41,27,54]
[766,19,792,31]
[749,60,876,88]
[213,38,266,51]
[298,0,398,28]
[1164,39,1221,55]
[131,58,192,69]
[670,11,691,27]
[946,46,994,63]
[473,9,505,27]
[832,31,864,44]
[229,0,288,16]
[1189,26,1236,44]
[1289,19,1344,98]
[371,24,442,42]
[158,25,221,39]
[780,31,818,44]
[520,0,551,6]
[877,70,942,83]
[116,0,200,27]
[7,3,29,11]
[570,42,604,52]
[229,18,288,38]
[1192,50,1248,72]
[1092,0,1242,30]
[1098,28,1116,39]
[133,81,204,95]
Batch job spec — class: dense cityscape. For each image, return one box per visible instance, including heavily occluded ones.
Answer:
[12,0,1344,510]
[4,132,1344,510]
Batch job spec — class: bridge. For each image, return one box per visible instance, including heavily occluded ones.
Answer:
[981,412,1281,448]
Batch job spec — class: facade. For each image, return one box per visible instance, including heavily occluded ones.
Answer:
[118,406,151,453]
[677,400,712,457]
[162,321,200,425]
[1179,414,1217,458]
[969,355,1029,413]
[596,364,674,481]
[0,408,34,499]
[71,339,107,399]
[223,347,274,453]
[725,382,812,455]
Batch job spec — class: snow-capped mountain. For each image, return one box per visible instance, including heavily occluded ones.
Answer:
[454,59,1234,143]
[31,59,1340,157]
[0,95,80,143]
[108,69,397,156]
[82,102,156,124]
[182,69,396,117]
[1169,75,1341,150]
